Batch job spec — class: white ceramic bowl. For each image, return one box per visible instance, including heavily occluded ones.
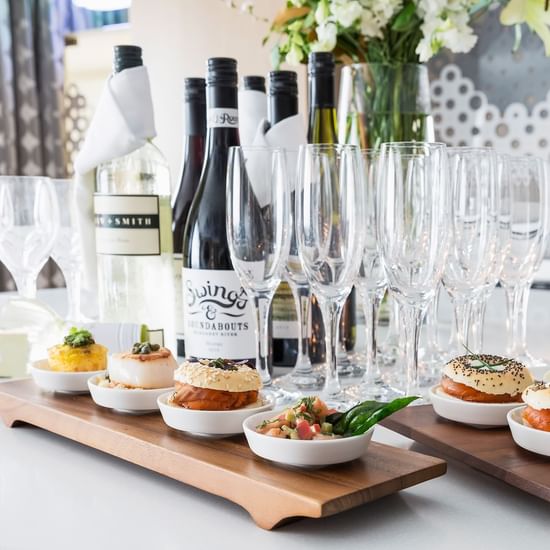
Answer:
[88,375,172,414]
[507,406,550,457]
[157,392,273,436]
[30,359,105,394]
[242,410,374,467]
[429,384,521,428]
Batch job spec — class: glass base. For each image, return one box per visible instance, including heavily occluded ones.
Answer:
[260,384,300,407]
[347,381,403,402]
[275,370,325,392]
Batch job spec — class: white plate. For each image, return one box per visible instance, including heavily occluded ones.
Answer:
[242,410,374,467]
[429,384,521,428]
[30,359,105,394]
[88,375,172,414]
[507,406,550,457]
[157,392,273,437]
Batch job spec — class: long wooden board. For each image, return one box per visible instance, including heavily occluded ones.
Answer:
[0,379,446,529]
[382,404,550,502]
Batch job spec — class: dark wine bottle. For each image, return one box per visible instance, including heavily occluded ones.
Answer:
[181,58,255,361]
[172,78,206,357]
[269,70,300,367]
[242,75,265,93]
[307,52,356,363]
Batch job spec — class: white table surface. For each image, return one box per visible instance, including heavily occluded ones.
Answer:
[1,288,549,550]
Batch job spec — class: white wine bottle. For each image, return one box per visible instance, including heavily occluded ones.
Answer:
[95,45,175,350]
[181,57,255,361]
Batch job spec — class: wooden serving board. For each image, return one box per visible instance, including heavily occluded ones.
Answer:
[0,379,446,530]
[382,405,550,502]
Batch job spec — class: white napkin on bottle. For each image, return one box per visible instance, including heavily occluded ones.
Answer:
[238,89,267,147]
[74,66,156,293]
[243,114,307,207]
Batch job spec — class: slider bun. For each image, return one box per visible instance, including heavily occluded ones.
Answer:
[522,382,550,411]
[109,348,177,389]
[174,360,261,393]
[443,355,533,396]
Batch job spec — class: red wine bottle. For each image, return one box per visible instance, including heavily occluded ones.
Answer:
[269,70,300,367]
[181,58,255,361]
[172,78,206,357]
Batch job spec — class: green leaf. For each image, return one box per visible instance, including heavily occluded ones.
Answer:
[391,1,416,32]
[64,327,95,348]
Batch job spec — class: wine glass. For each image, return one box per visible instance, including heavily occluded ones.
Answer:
[0,176,59,299]
[349,149,396,400]
[295,144,364,408]
[377,142,449,398]
[500,155,549,367]
[468,152,512,351]
[226,146,292,402]
[51,179,85,321]
[442,147,499,356]
[275,150,324,392]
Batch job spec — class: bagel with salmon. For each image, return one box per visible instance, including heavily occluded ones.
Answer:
[522,381,550,432]
[170,358,261,411]
[441,354,533,403]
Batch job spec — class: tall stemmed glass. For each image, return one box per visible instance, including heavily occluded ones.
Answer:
[468,153,512,351]
[442,147,499,356]
[350,150,396,400]
[296,144,364,407]
[500,155,549,367]
[226,146,291,401]
[0,176,59,299]
[51,179,85,321]
[276,150,324,391]
[377,142,449,398]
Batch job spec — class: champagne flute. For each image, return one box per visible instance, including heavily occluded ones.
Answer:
[377,142,449,398]
[500,155,549,367]
[51,179,85,321]
[226,146,292,402]
[443,147,499,356]
[295,144,364,408]
[0,176,59,299]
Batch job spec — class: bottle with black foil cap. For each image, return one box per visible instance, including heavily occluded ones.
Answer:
[181,58,255,362]
[95,45,175,350]
[306,52,356,363]
[172,78,206,357]
[242,75,266,93]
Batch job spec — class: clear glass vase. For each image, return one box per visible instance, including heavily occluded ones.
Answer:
[337,63,434,149]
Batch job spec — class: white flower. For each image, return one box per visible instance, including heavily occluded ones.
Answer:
[312,21,338,51]
[357,0,402,39]
[416,36,435,62]
[360,8,383,38]
[315,1,330,25]
[285,43,304,66]
[331,0,363,28]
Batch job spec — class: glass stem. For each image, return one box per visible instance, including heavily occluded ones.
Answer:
[424,285,440,352]
[399,302,425,396]
[14,272,37,300]
[319,297,344,398]
[65,268,82,322]
[503,284,520,356]
[517,281,532,356]
[360,288,383,386]
[253,292,273,386]
[288,280,312,374]
[453,298,472,351]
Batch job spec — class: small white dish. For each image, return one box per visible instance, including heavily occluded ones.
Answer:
[507,406,550,457]
[429,384,521,428]
[88,375,172,414]
[157,392,273,437]
[242,410,374,467]
[30,359,105,394]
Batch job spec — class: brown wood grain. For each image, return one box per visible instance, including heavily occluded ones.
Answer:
[0,379,446,529]
[381,404,550,502]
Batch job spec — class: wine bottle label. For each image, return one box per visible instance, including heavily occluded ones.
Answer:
[173,253,185,357]
[94,194,161,256]
[272,281,299,339]
[182,268,255,360]
[207,108,239,129]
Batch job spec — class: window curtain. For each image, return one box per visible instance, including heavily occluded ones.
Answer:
[0,0,67,291]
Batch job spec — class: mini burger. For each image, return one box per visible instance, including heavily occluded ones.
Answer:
[170,358,261,411]
[107,343,177,389]
[441,354,533,403]
[522,382,550,432]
